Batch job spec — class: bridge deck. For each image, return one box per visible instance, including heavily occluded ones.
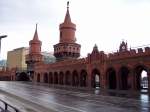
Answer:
[0,81,149,112]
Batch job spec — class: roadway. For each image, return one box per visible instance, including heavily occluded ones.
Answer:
[0,81,149,112]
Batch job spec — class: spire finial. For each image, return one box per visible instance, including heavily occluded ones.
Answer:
[33,23,39,40]
[67,1,69,9]
[36,23,38,31]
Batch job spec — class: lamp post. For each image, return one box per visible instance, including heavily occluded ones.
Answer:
[0,35,7,58]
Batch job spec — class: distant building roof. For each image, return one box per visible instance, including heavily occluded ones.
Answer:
[41,51,56,64]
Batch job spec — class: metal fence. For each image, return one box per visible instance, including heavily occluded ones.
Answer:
[0,99,20,112]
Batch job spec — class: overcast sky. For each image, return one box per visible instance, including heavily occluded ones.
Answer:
[1,0,150,59]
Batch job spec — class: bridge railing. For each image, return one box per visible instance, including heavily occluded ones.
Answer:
[0,99,20,112]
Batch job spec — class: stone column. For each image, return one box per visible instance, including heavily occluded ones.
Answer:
[101,72,106,89]
[87,65,92,88]
[41,73,44,83]
[129,70,135,91]
[33,73,36,83]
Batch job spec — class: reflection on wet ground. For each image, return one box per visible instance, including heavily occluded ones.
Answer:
[0,81,149,112]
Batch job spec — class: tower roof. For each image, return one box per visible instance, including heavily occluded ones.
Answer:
[33,24,39,41]
[29,24,41,45]
[64,1,71,23]
[92,44,99,53]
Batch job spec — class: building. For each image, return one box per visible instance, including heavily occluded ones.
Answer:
[7,47,29,70]
[26,2,150,93]
[0,60,6,70]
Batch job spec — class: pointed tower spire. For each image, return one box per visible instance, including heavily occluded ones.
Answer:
[64,1,71,23]
[33,23,39,40]
[29,24,42,54]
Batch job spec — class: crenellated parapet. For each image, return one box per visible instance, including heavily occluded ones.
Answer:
[107,46,150,61]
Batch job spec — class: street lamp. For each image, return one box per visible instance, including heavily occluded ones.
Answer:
[0,35,7,58]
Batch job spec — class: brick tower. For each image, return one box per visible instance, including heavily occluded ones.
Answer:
[54,2,81,61]
[26,24,43,74]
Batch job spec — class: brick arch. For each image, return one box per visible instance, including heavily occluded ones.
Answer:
[134,64,149,90]
[49,72,53,84]
[59,71,64,85]
[80,69,88,87]
[37,73,40,82]
[72,70,79,86]
[91,68,100,88]
[106,67,116,89]
[54,72,58,84]
[118,66,130,90]
[65,71,71,85]
[43,72,48,83]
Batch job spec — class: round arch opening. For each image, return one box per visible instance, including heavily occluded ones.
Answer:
[135,65,149,92]
[37,73,40,82]
[44,73,48,83]
[72,70,79,87]
[80,70,87,87]
[91,69,100,89]
[107,68,116,89]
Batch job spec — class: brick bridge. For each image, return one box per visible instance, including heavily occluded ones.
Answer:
[32,42,150,93]
[25,3,150,94]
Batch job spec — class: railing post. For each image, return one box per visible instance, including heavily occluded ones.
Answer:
[4,103,8,110]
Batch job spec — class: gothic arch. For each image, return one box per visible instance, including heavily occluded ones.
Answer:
[49,72,53,84]
[65,71,71,85]
[134,65,149,90]
[119,66,130,90]
[59,72,64,85]
[54,72,58,84]
[43,73,48,83]
[72,70,79,86]
[91,68,100,88]
[106,67,116,89]
[80,70,87,87]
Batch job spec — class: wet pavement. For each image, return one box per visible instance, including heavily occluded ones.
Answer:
[0,81,149,112]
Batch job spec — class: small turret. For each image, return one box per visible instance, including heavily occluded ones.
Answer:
[26,24,43,76]
[29,24,42,54]
[119,40,128,52]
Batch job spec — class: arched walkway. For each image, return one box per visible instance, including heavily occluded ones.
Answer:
[37,73,40,82]
[106,68,116,89]
[119,66,130,90]
[72,70,79,86]
[65,71,71,85]
[80,70,87,87]
[43,73,48,83]
[91,69,100,88]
